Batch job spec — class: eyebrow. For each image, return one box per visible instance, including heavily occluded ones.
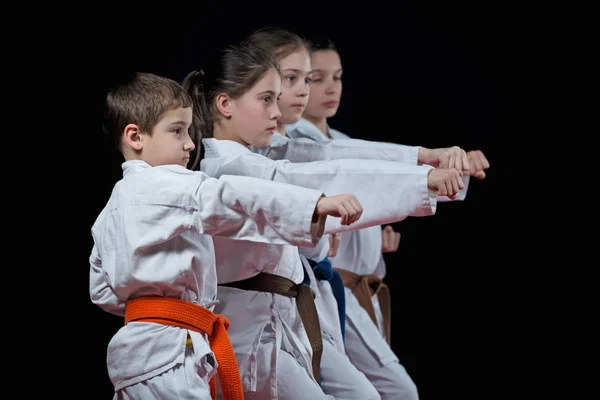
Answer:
[310,68,343,74]
[168,120,189,126]
[282,68,311,74]
[257,90,279,97]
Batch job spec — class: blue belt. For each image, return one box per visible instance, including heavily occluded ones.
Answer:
[303,256,346,341]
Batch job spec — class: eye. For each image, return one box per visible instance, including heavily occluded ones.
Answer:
[173,127,182,134]
[305,77,312,84]
[334,76,342,81]
[285,75,296,82]
[311,78,322,83]
[263,95,272,103]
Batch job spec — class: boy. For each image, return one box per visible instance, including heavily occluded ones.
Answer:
[90,72,363,399]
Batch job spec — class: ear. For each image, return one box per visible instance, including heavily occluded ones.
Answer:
[215,93,233,118]
[123,123,144,151]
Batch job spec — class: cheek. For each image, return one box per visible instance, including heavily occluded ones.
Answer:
[308,90,323,104]
[242,105,260,122]
[245,105,267,127]
[279,92,293,107]
[279,99,293,115]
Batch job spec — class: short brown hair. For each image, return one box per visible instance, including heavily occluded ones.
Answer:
[103,72,193,152]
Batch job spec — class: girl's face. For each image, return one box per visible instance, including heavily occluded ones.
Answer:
[228,67,282,148]
[304,49,343,119]
[276,48,312,125]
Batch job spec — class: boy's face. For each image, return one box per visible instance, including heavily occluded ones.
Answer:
[304,49,343,119]
[277,48,312,125]
[229,67,282,148]
[141,106,195,167]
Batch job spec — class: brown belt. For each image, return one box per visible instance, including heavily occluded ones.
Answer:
[334,269,391,345]
[125,296,243,400]
[220,273,323,383]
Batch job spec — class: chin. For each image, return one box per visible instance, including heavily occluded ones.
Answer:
[324,108,338,118]
[256,137,272,148]
[280,115,299,124]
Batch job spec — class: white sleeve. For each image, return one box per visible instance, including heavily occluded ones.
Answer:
[257,134,420,165]
[140,168,327,247]
[210,154,437,234]
[89,242,126,316]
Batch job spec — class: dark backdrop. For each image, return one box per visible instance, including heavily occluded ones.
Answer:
[64,2,540,398]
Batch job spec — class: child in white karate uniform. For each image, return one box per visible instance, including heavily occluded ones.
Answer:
[182,39,467,399]
[244,27,491,399]
[90,72,363,400]
[287,38,491,400]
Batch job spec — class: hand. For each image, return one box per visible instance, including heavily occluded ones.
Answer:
[328,233,341,257]
[316,193,363,226]
[427,168,465,199]
[420,146,469,173]
[381,225,401,253]
[466,150,490,179]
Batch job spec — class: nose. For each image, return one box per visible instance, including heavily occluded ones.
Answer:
[297,84,309,97]
[184,133,196,151]
[325,78,338,95]
[271,104,282,120]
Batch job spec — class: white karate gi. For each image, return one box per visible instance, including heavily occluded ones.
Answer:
[89,160,328,399]
[300,255,381,399]
[285,118,470,399]
[201,138,438,399]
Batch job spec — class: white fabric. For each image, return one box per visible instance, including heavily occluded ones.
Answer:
[201,138,436,398]
[203,138,437,237]
[90,160,326,392]
[280,122,423,399]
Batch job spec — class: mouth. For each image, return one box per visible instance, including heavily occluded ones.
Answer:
[291,104,306,109]
[323,101,338,108]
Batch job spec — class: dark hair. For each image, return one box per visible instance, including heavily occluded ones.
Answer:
[306,36,338,54]
[245,26,311,62]
[103,72,192,152]
[182,42,280,169]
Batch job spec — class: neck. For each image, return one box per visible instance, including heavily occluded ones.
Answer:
[304,114,329,138]
[276,120,287,136]
[213,123,249,148]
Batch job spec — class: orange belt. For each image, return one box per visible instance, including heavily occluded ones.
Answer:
[334,269,391,345]
[125,297,244,400]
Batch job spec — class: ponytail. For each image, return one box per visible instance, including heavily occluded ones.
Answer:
[182,42,278,170]
[182,69,212,170]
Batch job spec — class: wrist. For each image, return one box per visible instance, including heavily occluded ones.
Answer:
[418,147,430,165]
[313,194,326,222]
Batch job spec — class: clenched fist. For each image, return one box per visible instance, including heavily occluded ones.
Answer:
[328,233,341,257]
[381,225,401,253]
[419,146,469,172]
[465,150,490,179]
[316,193,363,226]
[427,168,465,199]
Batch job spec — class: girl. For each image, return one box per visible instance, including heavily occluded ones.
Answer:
[245,29,473,171]
[183,40,466,399]
[288,37,491,399]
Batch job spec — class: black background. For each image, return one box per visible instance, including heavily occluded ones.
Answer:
[41,1,552,398]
